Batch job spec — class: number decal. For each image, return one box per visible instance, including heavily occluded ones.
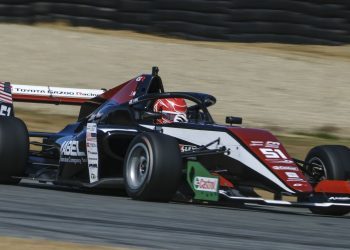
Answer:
[0,105,11,116]
[259,148,287,159]
[136,76,145,82]
[274,149,287,159]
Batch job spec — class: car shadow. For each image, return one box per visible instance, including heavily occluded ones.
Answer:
[18,181,350,219]
[19,181,128,197]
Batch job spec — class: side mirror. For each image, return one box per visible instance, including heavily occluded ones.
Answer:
[141,111,162,121]
[226,116,242,125]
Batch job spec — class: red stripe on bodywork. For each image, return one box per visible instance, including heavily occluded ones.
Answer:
[314,180,350,194]
[12,94,88,105]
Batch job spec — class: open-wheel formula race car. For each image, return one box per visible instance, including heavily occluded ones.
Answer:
[1,67,350,216]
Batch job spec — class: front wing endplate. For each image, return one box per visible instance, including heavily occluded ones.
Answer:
[186,161,219,202]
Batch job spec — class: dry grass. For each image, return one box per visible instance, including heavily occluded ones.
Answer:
[16,107,76,132]
[35,23,350,61]
[276,134,350,160]
[1,23,350,136]
[0,237,131,250]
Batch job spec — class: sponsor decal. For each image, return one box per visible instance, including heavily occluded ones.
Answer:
[129,90,136,97]
[90,173,97,181]
[328,197,350,201]
[193,176,218,192]
[86,142,97,148]
[293,183,303,187]
[179,144,198,152]
[60,140,86,164]
[129,97,139,105]
[272,166,299,171]
[284,172,305,182]
[285,172,299,178]
[268,159,294,164]
[61,140,85,157]
[60,157,87,164]
[250,141,280,148]
[77,91,99,97]
[250,141,264,147]
[265,141,280,148]
[14,87,46,94]
[87,149,98,155]
[86,123,99,183]
[287,178,305,182]
[12,85,102,98]
[135,76,146,82]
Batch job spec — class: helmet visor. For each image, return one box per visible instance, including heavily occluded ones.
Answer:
[162,111,188,123]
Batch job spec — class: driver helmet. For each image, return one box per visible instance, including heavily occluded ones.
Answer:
[153,98,188,124]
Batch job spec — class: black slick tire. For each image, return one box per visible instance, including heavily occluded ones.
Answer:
[305,145,350,216]
[0,116,29,184]
[123,132,183,201]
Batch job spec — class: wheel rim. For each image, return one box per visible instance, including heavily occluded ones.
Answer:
[126,142,150,189]
[308,156,328,182]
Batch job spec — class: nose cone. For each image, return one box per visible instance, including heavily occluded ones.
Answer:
[227,127,313,193]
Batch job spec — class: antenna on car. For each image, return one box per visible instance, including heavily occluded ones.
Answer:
[152,66,159,76]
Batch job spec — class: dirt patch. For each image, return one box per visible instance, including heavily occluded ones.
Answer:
[1,23,349,137]
[0,237,131,250]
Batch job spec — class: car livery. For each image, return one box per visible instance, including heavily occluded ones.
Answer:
[0,67,350,216]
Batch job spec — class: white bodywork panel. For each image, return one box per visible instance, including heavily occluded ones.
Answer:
[141,124,295,193]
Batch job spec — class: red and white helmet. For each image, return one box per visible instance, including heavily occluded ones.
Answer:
[153,98,188,124]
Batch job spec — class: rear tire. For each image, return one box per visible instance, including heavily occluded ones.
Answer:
[123,132,183,201]
[0,116,29,184]
[305,145,350,216]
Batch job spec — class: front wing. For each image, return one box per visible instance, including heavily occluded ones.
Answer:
[219,190,350,209]
[187,160,350,210]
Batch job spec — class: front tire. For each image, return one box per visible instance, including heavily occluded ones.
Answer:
[123,132,183,201]
[305,145,350,216]
[0,116,29,184]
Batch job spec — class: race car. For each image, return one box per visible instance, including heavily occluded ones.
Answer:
[1,67,350,216]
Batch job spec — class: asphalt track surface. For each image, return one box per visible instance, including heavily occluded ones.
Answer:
[0,181,350,249]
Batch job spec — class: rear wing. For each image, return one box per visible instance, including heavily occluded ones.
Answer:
[12,84,105,105]
[0,81,105,117]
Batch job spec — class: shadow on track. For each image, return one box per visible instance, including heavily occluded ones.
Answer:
[19,181,350,219]
[19,181,128,197]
